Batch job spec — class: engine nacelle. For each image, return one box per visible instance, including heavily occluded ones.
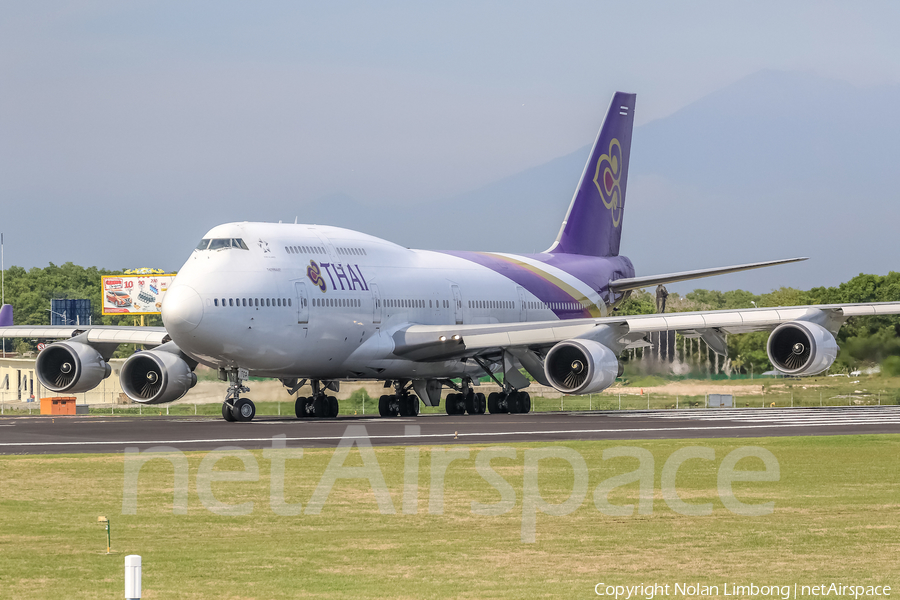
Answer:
[544,339,620,395]
[35,341,111,394]
[120,349,197,404]
[766,321,838,376]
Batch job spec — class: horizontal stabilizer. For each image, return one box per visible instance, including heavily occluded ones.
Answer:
[0,305,11,327]
[608,257,808,293]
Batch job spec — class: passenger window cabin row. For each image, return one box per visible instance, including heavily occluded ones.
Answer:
[284,245,368,256]
[214,297,293,307]
[313,298,361,308]
[378,299,451,309]
[286,245,325,255]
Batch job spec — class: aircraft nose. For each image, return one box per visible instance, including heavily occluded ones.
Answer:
[162,285,204,333]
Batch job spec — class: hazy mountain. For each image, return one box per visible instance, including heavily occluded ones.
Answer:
[344,70,900,293]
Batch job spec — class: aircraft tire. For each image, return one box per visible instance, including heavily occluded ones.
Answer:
[409,396,420,416]
[487,392,499,414]
[475,392,486,414]
[519,392,531,414]
[233,398,256,422]
[464,391,476,415]
[294,396,307,418]
[222,401,236,422]
[445,393,457,415]
[313,396,329,418]
[450,393,465,415]
[379,395,392,417]
[508,392,522,414]
[327,395,339,418]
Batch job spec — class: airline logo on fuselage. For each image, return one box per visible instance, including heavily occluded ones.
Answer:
[307,260,369,293]
[307,261,327,292]
[592,138,623,227]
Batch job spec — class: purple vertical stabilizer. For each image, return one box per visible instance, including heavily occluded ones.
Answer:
[0,304,12,327]
[549,92,636,257]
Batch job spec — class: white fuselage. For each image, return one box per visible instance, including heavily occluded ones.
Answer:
[161,222,611,382]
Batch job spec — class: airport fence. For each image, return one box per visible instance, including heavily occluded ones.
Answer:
[1,386,898,417]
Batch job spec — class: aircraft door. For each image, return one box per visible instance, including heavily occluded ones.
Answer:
[517,286,527,322]
[451,285,463,325]
[371,284,382,324]
[294,281,309,324]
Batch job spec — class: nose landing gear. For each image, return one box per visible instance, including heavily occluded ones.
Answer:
[222,368,255,422]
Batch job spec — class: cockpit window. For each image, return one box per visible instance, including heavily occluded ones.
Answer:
[198,238,249,251]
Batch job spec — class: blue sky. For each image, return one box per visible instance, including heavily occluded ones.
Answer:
[1,2,899,288]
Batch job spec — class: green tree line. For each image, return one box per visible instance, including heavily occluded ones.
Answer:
[1,262,164,355]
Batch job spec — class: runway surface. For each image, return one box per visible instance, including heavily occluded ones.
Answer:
[1,405,899,455]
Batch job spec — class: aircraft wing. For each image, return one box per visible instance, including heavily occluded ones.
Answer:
[391,301,900,362]
[608,257,808,293]
[0,325,170,346]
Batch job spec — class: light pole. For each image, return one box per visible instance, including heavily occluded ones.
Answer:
[47,309,71,326]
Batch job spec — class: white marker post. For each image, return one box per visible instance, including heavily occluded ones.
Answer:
[125,555,141,600]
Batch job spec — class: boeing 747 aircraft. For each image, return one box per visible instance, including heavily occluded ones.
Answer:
[3,92,899,422]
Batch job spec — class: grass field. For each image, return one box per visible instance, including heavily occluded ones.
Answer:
[1,434,898,598]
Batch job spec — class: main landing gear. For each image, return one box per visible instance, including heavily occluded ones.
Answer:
[486,390,531,414]
[378,380,421,417]
[470,360,532,415]
[222,368,256,423]
[444,378,486,415]
[294,380,340,419]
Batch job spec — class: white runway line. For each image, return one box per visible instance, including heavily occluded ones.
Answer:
[1,420,898,448]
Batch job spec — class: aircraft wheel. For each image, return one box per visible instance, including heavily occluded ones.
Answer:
[464,391,477,415]
[409,395,420,416]
[222,401,236,422]
[475,392,487,415]
[233,398,256,422]
[519,392,531,414]
[294,396,308,419]
[445,393,456,415]
[313,395,329,418]
[487,392,499,414]
[379,394,392,417]
[508,392,521,414]
[446,393,465,415]
[327,395,339,418]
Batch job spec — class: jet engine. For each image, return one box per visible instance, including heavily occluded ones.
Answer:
[766,321,838,376]
[544,339,619,395]
[35,341,112,394]
[120,348,197,404]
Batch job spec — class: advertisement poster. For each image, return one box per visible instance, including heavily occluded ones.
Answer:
[101,274,176,315]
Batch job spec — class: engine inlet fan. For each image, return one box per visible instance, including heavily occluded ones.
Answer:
[141,370,163,399]
[39,346,79,389]
[783,342,810,370]
[563,360,588,389]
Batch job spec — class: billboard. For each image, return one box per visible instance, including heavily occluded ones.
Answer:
[101,274,176,315]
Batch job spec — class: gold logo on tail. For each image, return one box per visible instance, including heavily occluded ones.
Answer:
[592,138,623,227]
